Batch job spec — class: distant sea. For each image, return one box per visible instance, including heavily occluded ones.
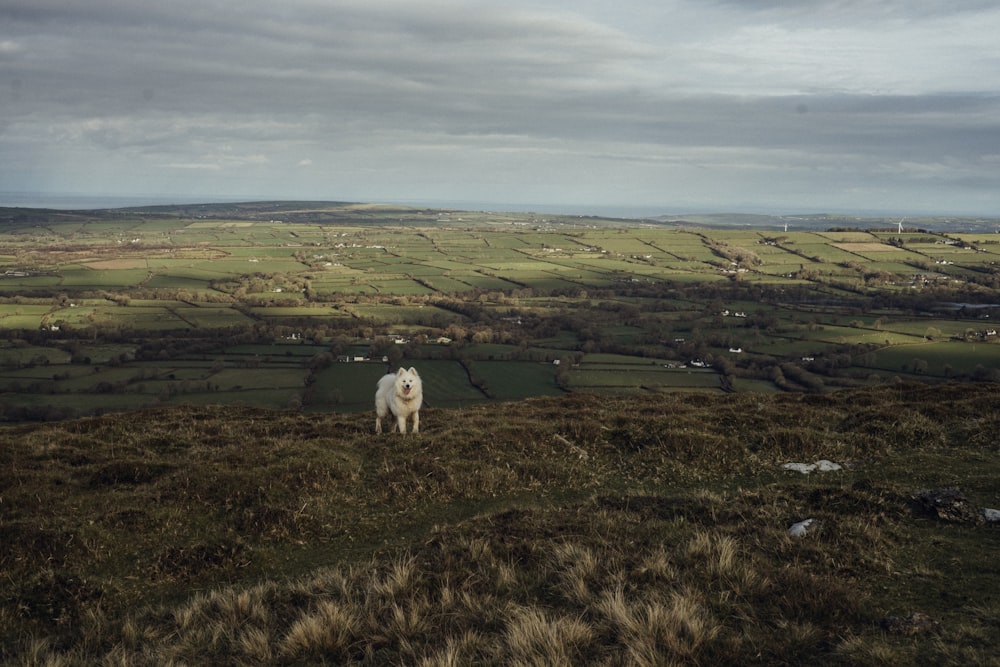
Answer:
[1,192,979,220]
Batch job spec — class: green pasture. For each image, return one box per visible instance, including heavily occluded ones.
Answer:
[313,359,489,411]
[313,264,367,277]
[153,265,233,281]
[712,229,765,242]
[446,248,519,263]
[863,261,925,275]
[127,365,215,380]
[756,261,811,276]
[80,305,195,330]
[794,324,913,343]
[875,318,978,339]
[789,243,863,264]
[72,343,137,363]
[309,281,380,296]
[0,274,62,294]
[732,237,787,260]
[583,236,658,254]
[311,361,386,409]
[418,258,487,273]
[949,232,1000,244]
[478,260,558,274]
[41,305,103,328]
[479,233,532,249]
[859,340,1000,376]
[516,275,584,291]
[592,325,645,345]
[793,324,923,346]
[370,279,435,295]
[447,273,522,290]
[0,304,54,329]
[51,367,141,392]
[184,221,254,229]
[471,360,564,399]
[0,344,71,365]
[656,259,720,275]
[170,306,253,328]
[195,257,306,274]
[412,360,486,407]
[461,343,524,360]
[568,367,722,391]
[906,242,977,260]
[521,233,583,250]
[744,336,846,358]
[581,352,666,366]
[348,303,465,325]
[224,246,299,258]
[815,231,880,243]
[0,367,77,388]
[244,290,306,303]
[222,343,327,357]
[532,330,579,351]
[209,367,307,391]
[662,244,721,263]
[141,275,212,292]
[221,344,308,357]
[379,261,445,277]
[414,275,476,292]
[55,266,149,289]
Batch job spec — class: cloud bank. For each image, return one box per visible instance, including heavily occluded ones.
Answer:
[2,0,999,214]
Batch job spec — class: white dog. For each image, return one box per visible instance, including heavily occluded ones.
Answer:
[375,367,423,434]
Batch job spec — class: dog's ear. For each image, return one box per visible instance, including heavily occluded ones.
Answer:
[396,367,405,376]
[408,367,419,376]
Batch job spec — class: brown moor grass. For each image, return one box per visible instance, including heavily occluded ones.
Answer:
[1,382,999,664]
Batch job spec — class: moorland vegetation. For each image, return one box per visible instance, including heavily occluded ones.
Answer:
[2,384,999,664]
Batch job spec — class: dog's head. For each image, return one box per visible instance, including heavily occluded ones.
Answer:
[396,366,420,396]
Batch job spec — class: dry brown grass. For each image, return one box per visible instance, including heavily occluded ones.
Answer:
[2,383,1000,665]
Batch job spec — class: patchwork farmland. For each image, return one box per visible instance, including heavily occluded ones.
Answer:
[1,202,999,420]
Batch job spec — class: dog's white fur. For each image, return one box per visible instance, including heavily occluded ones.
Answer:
[375,367,423,434]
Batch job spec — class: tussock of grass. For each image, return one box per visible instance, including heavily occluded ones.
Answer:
[2,382,999,664]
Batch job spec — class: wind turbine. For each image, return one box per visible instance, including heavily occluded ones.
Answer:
[897,217,905,234]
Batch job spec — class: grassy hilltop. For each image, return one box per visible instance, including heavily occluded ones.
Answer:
[1,202,999,664]
[3,383,999,665]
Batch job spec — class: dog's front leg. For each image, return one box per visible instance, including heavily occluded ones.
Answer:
[412,411,419,434]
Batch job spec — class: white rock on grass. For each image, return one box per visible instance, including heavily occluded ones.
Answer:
[788,518,816,537]
[782,460,843,474]
[982,508,1000,523]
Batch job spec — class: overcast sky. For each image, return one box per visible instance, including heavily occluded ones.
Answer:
[2,0,999,215]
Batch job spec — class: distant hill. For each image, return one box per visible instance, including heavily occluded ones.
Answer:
[5,200,999,232]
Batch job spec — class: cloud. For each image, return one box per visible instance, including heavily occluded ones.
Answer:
[1,0,999,214]
[166,163,222,171]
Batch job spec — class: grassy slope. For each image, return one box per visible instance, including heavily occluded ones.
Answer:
[2,383,999,665]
